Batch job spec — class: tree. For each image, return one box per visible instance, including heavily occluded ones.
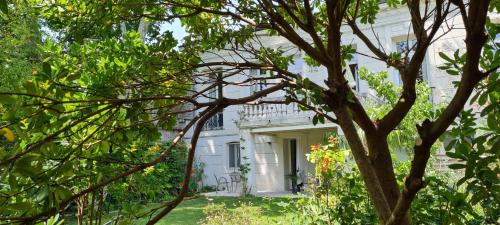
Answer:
[0,1,498,224]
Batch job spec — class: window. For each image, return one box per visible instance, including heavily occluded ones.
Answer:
[395,39,426,83]
[203,71,224,130]
[250,68,270,93]
[203,110,223,130]
[228,143,241,168]
[207,71,222,100]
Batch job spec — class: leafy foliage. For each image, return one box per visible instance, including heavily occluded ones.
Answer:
[441,32,500,225]
[0,1,497,224]
[359,68,439,152]
[283,135,497,225]
[107,143,189,207]
[0,6,195,222]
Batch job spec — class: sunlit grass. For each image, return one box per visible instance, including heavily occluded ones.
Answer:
[66,196,293,225]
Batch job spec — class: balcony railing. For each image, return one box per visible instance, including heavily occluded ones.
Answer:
[241,101,311,120]
[239,93,382,127]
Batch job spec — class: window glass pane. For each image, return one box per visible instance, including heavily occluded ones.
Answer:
[203,110,223,130]
[217,111,224,127]
[236,144,241,167]
[229,144,235,167]
[250,69,268,93]
[207,71,221,99]
[228,143,240,167]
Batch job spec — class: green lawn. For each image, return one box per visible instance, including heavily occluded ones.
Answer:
[67,196,293,225]
[160,196,292,225]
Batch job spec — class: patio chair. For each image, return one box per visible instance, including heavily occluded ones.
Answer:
[214,174,230,193]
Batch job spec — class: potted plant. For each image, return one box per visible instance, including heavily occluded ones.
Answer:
[285,173,299,194]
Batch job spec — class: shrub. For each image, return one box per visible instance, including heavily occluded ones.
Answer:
[107,142,197,208]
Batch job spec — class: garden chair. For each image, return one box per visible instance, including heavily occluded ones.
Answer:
[214,174,230,193]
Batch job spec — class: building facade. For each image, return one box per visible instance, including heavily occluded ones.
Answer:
[182,4,471,194]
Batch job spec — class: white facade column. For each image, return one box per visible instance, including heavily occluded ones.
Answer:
[240,129,257,194]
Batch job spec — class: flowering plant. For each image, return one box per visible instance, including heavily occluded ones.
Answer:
[306,136,349,180]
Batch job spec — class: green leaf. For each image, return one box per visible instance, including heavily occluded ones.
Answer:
[303,78,310,88]
[312,115,318,125]
[439,52,454,63]
[114,58,127,69]
[14,154,40,177]
[478,94,488,106]
[446,69,459,75]
[448,164,466,170]
[318,115,325,124]
[446,152,466,160]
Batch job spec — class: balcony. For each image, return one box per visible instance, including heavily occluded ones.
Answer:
[238,93,382,129]
[239,98,325,128]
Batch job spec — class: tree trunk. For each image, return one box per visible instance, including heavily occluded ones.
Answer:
[366,135,400,207]
[333,106,392,223]
[366,134,410,224]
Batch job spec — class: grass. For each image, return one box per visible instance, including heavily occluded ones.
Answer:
[66,196,293,225]
[161,196,291,225]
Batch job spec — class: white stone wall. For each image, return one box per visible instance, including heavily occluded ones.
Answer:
[184,5,466,191]
[254,134,284,192]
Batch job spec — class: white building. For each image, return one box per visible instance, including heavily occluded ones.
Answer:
[181,4,470,194]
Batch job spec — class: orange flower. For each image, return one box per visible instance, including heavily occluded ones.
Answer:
[178,181,185,187]
[311,144,320,151]
[323,157,330,166]
[328,136,339,144]
[321,167,328,173]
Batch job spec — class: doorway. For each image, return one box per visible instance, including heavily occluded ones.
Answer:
[283,139,298,191]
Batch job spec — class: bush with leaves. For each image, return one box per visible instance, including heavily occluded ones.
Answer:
[438,18,499,224]
[106,143,189,209]
[358,68,440,153]
[282,139,496,225]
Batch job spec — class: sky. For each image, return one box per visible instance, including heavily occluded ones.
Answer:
[160,19,187,44]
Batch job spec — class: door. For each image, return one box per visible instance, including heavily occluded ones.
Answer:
[284,139,298,191]
[290,139,297,181]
